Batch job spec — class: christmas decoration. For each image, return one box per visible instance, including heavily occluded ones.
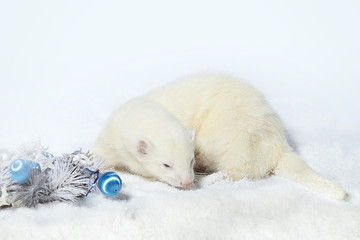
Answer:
[9,159,33,184]
[0,144,122,208]
[98,172,122,196]
[32,161,41,172]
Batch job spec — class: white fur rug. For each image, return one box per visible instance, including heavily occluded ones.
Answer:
[1,81,359,240]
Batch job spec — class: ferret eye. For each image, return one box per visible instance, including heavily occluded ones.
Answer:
[163,164,171,168]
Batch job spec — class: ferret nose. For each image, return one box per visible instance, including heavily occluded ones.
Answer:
[181,181,193,187]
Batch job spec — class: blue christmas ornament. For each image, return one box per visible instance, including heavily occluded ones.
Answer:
[32,161,41,173]
[9,159,33,184]
[97,172,122,196]
[42,152,54,158]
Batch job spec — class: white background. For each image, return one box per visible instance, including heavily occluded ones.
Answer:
[1,0,359,152]
[0,1,359,239]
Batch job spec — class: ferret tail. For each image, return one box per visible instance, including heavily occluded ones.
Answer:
[274,152,347,201]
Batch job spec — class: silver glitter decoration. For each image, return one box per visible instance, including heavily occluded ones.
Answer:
[0,144,103,208]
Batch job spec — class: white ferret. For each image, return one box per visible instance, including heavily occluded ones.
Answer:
[92,73,347,200]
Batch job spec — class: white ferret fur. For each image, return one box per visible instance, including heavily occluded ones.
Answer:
[92,73,347,200]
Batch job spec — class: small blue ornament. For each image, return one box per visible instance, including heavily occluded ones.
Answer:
[9,159,33,184]
[42,152,54,158]
[32,161,41,173]
[97,172,122,196]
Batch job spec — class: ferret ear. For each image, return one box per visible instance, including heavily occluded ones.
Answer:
[188,129,196,142]
[136,138,152,156]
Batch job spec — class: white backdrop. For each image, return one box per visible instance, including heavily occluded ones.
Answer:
[0,1,359,239]
[1,0,359,152]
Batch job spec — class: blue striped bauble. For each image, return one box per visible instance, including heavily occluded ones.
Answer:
[9,159,33,184]
[97,172,122,196]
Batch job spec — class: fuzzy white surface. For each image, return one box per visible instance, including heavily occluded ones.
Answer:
[1,1,360,239]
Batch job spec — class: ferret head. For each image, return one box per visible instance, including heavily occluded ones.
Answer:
[132,128,196,188]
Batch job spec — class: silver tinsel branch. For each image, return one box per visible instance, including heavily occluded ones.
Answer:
[0,144,103,208]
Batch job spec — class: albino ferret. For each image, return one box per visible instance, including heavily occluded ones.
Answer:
[92,73,346,200]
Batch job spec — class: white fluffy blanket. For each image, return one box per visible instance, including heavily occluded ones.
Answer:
[1,82,359,240]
